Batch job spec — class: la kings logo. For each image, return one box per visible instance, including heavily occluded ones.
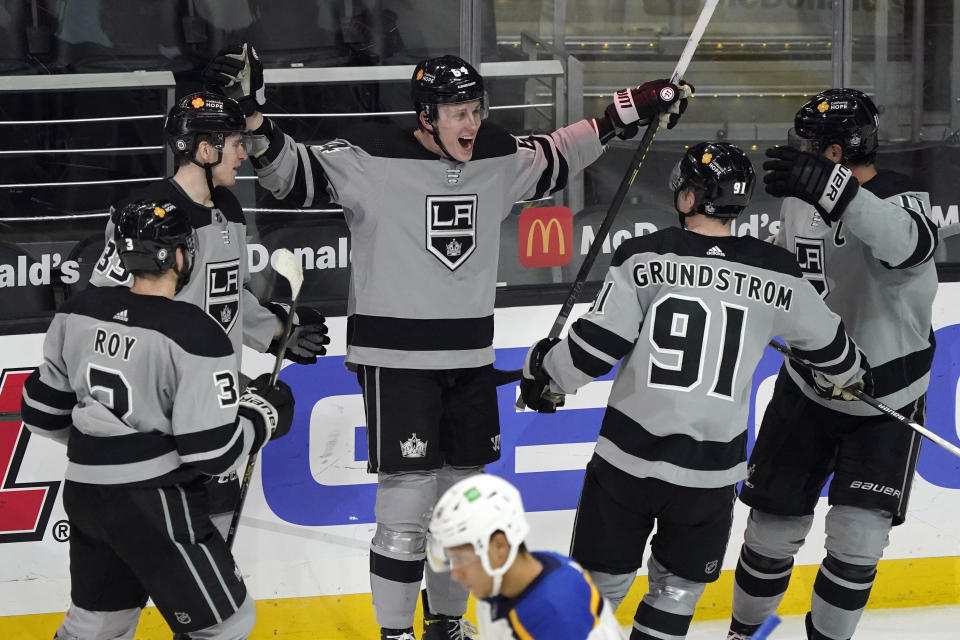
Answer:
[205,259,240,334]
[795,237,829,297]
[426,195,477,270]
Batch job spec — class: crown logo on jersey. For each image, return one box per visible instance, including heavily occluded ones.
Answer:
[817,100,830,113]
[445,238,462,257]
[701,152,713,164]
[400,433,428,458]
[220,306,233,324]
[706,245,725,257]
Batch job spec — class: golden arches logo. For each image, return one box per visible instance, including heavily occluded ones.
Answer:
[526,217,566,256]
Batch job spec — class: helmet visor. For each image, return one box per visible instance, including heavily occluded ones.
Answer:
[788,128,822,155]
[426,535,481,572]
[668,158,685,192]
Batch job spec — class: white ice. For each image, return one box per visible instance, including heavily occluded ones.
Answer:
[646,605,960,639]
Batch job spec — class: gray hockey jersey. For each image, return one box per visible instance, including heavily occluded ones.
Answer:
[543,228,867,488]
[20,286,258,486]
[774,170,938,415]
[89,179,280,367]
[253,118,604,369]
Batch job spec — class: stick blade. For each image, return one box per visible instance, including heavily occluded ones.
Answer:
[272,248,304,300]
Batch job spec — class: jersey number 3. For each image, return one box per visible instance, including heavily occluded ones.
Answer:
[647,295,747,399]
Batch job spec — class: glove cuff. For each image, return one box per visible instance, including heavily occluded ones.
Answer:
[239,391,278,450]
[817,163,859,221]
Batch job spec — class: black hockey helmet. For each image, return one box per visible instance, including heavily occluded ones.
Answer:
[669,142,755,219]
[789,88,879,165]
[165,91,246,162]
[411,55,487,125]
[115,200,196,289]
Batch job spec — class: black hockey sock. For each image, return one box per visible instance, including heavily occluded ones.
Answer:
[729,616,762,636]
[808,554,875,640]
[629,601,693,640]
[731,544,794,627]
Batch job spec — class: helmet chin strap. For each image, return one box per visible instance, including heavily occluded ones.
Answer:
[422,111,458,162]
[172,249,194,294]
[188,137,225,205]
[674,191,697,229]
[480,541,522,598]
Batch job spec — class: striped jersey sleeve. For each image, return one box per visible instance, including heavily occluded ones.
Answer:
[510,119,604,205]
[253,117,364,211]
[170,347,254,477]
[21,313,75,445]
[841,183,938,270]
[773,277,869,389]
[542,241,646,394]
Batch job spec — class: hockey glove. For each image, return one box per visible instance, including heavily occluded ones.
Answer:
[266,302,330,365]
[812,360,874,402]
[204,42,265,117]
[239,373,295,452]
[520,337,565,413]
[598,80,693,143]
[763,146,859,223]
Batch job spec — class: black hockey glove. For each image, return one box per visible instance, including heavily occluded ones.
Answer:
[239,374,295,452]
[266,302,330,365]
[598,80,693,143]
[812,359,874,401]
[204,42,265,117]
[763,146,860,224]
[520,337,565,413]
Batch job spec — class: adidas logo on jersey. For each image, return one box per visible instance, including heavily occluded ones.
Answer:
[112,309,129,322]
[707,245,725,257]
[400,433,428,458]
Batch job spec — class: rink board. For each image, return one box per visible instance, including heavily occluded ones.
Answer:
[1,286,959,637]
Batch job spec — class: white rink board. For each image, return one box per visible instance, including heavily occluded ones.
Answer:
[1,284,959,617]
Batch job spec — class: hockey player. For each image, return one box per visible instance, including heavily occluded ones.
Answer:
[89,91,329,537]
[21,199,295,639]
[203,43,691,640]
[427,473,625,639]
[520,142,872,640]
[726,90,939,640]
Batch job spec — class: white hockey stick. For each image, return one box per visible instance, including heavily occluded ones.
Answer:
[768,340,960,460]
[515,0,719,407]
[226,249,304,548]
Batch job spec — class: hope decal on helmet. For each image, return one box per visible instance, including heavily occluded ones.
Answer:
[789,88,880,165]
[114,200,197,292]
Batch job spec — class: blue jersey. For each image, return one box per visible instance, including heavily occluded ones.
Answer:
[478,552,624,640]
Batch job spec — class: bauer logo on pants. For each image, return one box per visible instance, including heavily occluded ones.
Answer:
[426,195,477,270]
[205,259,240,334]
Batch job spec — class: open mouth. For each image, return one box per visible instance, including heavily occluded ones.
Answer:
[458,136,474,151]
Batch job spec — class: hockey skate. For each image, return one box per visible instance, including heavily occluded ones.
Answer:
[725,632,753,640]
[381,627,417,640]
[422,616,478,640]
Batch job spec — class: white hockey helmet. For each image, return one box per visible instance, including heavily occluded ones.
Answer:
[427,474,530,595]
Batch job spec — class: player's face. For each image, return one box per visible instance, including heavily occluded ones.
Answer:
[433,100,484,162]
[447,544,495,598]
[211,133,248,188]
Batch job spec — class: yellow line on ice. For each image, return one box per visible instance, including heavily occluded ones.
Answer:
[1,556,957,639]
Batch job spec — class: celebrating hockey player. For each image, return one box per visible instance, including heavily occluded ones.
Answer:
[89,91,329,538]
[203,42,691,640]
[726,90,939,640]
[427,473,625,639]
[21,199,295,639]
[520,142,872,640]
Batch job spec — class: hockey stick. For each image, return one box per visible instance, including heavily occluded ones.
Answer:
[750,614,782,639]
[515,0,720,407]
[768,340,960,460]
[225,248,304,549]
